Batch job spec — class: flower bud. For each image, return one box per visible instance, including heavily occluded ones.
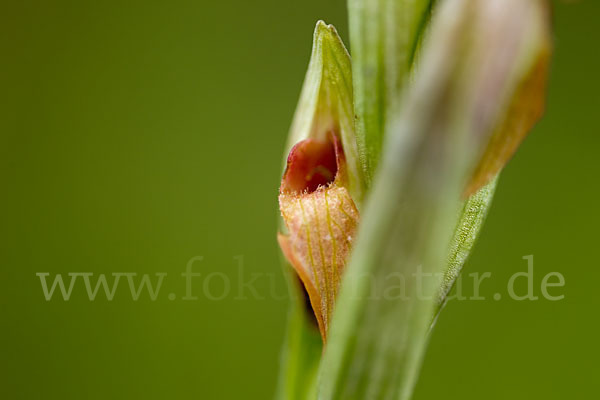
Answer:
[278,134,359,340]
[277,22,365,341]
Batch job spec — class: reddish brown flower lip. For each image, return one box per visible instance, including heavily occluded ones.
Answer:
[281,133,343,195]
[278,132,359,341]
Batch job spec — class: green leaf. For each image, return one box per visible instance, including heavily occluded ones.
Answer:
[348,0,435,185]
[434,176,497,321]
[319,1,551,399]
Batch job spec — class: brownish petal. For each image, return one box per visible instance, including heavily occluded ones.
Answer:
[279,186,359,341]
[278,133,359,341]
[465,45,552,197]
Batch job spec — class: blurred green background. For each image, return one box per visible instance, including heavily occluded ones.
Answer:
[1,0,598,399]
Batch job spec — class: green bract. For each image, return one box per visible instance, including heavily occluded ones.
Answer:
[282,21,365,208]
